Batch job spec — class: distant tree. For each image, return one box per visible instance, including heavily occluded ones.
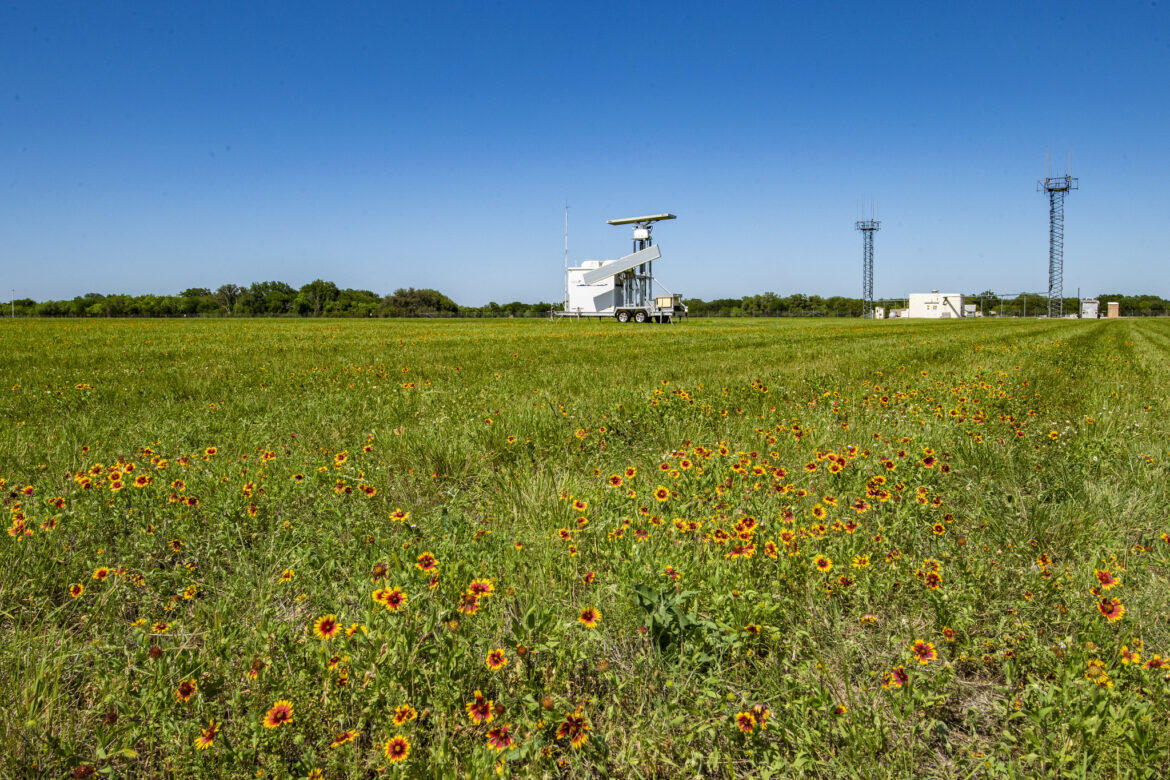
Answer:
[214,284,245,314]
[299,279,340,316]
[379,288,459,317]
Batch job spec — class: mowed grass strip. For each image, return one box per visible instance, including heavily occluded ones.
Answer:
[0,317,1168,778]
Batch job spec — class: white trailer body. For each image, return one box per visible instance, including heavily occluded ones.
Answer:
[566,262,619,314]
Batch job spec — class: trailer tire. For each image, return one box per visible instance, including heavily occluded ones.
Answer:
[615,310,631,323]
[634,310,648,324]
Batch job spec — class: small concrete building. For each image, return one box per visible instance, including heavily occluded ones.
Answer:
[1107,301,1120,318]
[873,306,886,319]
[1081,298,1099,319]
[907,291,965,319]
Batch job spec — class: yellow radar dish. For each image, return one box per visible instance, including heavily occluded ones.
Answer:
[606,213,676,226]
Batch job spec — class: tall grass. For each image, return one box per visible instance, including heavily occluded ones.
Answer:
[1,317,1167,777]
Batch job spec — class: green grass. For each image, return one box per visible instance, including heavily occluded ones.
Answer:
[1,317,1168,778]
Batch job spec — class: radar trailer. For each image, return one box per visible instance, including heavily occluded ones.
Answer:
[555,213,687,323]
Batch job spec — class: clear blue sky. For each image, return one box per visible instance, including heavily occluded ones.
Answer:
[3,1,1167,305]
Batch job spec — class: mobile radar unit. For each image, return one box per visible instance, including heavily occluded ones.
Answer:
[555,213,687,323]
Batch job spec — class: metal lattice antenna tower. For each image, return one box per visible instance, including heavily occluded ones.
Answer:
[1037,174,1078,318]
[855,218,881,318]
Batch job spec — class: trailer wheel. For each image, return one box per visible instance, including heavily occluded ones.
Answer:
[615,310,631,323]
[634,310,648,324]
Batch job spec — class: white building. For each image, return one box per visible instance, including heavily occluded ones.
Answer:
[1081,298,1099,319]
[907,291,965,319]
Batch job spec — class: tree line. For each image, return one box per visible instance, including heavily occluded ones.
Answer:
[5,282,1168,318]
[7,281,554,319]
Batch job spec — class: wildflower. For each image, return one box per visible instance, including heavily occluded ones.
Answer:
[852,555,870,569]
[1144,654,1165,670]
[735,711,757,733]
[485,725,515,752]
[1120,645,1142,665]
[556,711,591,749]
[814,556,833,573]
[911,640,938,665]
[882,666,909,689]
[69,583,84,598]
[329,730,358,748]
[1097,598,1126,622]
[415,552,438,572]
[151,621,170,634]
[457,592,480,615]
[1085,659,1112,688]
[383,734,410,764]
[389,508,410,523]
[468,579,495,598]
[578,607,601,629]
[860,613,877,624]
[374,587,407,611]
[923,571,943,589]
[834,704,848,716]
[942,626,956,642]
[485,648,508,671]
[393,704,418,725]
[277,569,295,584]
[1094,569,1120,590]
[194,719,219,750]
[466,690,494,724]
[313,614,341,640]
[93,567,111,581]
[175,679,198,703]
[654,486,670,502]
[263,700,294,728]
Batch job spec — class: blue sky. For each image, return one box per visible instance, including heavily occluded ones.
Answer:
[2,1,1167,305]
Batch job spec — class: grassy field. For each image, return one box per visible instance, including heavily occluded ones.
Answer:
[1,316,1168,778]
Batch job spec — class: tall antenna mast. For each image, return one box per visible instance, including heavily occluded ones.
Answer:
[1037,164,1078,318]
[855,207,881,319]
[563,202,570,309]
